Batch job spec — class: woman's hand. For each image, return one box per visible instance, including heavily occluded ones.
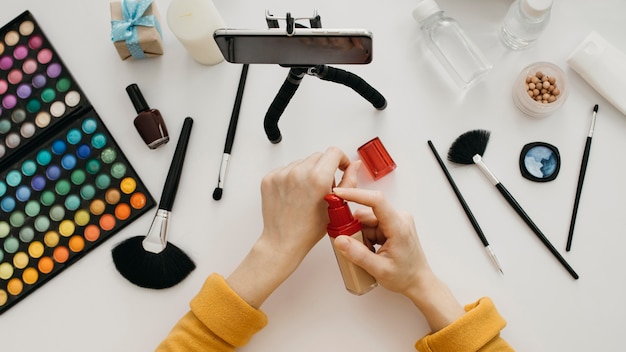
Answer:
[331,187,465,332]
[227,147,359,309]
[258,147,358,262]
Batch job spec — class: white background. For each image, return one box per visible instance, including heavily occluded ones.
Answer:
[1,0,625,351]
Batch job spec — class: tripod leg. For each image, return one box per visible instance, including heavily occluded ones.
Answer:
[315,65,387,110]
[264,67,306,143]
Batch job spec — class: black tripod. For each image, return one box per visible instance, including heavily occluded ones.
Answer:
[263,11,387,143]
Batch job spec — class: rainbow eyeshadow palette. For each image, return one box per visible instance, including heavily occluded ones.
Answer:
[0,11,155,314]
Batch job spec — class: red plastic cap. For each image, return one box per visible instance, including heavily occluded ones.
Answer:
[358,137,397,180]
[324,194,361,238]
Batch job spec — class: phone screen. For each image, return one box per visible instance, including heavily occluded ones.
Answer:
[213,30,373,65]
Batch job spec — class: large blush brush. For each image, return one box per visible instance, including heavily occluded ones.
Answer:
[447,129,578,280]
[112,117,196,289]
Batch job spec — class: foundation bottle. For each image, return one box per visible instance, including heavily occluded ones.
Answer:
[325,194,378,295]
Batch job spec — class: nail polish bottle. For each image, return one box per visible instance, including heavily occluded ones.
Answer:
[126,84,170,149]
[325,194,378,295]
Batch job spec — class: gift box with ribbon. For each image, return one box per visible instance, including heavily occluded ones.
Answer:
[110,0,163,60]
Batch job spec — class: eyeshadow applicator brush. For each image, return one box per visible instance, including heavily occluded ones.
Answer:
[447,129,578,280]
[566,104,599,251]
[213,64,249,200]
[112,117,195,289]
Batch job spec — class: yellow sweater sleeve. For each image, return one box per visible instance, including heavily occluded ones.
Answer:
[414,297,514,352]
[156,273,268,352]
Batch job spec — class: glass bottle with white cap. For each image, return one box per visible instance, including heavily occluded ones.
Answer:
[500,0,553,50]
[412,0,492,89]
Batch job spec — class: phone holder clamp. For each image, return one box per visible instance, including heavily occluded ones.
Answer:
[263,11,387,144]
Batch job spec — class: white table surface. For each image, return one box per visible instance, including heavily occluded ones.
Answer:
[1,0,625,351]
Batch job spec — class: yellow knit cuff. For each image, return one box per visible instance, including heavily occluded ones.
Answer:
[190,273,269,347]
[415,297,507,352]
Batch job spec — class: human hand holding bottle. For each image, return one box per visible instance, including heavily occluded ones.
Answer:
[331,187,465,332]
[226,148,359,308]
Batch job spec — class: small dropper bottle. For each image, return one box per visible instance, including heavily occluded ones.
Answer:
[325,194,378,295]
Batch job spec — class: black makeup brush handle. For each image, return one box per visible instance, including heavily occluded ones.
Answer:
[566,136,592,251]
[495,183,579,280]
[159,117,193,211]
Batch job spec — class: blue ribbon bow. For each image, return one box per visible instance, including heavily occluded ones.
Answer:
[111,0,162,59]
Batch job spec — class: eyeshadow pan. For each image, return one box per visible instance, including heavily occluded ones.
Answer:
[20,122,36,138]
[35,112,51,128]
[80,185,95,200]
[16,84,32,99]
[4,31,19,46]
[50,101,65,117]
[36,150,52,165]
[31,175,46,191]
[33,216,49,232]
[28,241,44,258]
[56,78,70,92]
[130,192,147,209]
[18,21,34,36]
[22,59,37,74]
[22,267,38,285]
[27,201,42,216]
[41,88,55,103]
[37,48,52,64]
[31,74,45,88]
[8,69,22,84]
[47,63,61,78]
[45,165,61,180]
[76,144,90,159]
[43,231,59,247]
[13,45,28,60]
[0,10,155,315]
[70,169,86,185]
[1,197,16,212]
[0,56,13,70]
[0,119,11,133]
[100,148,117,164]
[3,94,17,109]
[65,91,80,107]
[74,210,90,226]
[37,257,53,274]
[28,35,42,49]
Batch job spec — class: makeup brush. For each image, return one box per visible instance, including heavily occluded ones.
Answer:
[112,117,195,289]
[428,140,503,274]
[213,64,249,200]
[566,104,599,251]
[447,130,579,280]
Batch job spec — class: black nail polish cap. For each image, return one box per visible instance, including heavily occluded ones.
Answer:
[126,83,150,113]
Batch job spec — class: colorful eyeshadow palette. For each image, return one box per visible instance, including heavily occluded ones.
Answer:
[0,11,89,164]
[0,11,155,314]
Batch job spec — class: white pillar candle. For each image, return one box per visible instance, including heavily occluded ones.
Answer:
[167,0,225,65]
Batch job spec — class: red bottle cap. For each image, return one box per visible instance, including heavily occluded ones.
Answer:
[357,137,396,180]
[324,194,361,238]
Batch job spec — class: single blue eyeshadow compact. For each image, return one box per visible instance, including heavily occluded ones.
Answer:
[520,142,560,182]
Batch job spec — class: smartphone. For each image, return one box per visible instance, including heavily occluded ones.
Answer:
[213,28,373,65]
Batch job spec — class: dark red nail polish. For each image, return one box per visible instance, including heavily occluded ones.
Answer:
[126,83,170,149]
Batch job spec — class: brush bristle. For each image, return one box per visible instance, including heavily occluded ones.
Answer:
[111,236,196,289]
[447,129,491,164]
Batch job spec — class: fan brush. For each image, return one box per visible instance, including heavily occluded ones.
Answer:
[112,117,196,289]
